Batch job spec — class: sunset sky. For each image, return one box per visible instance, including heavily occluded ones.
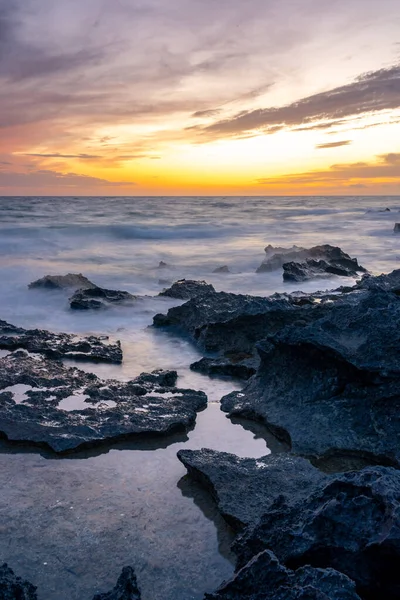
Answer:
[1,0,400,196]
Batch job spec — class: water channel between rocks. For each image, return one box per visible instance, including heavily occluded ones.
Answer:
[0,329,282,600]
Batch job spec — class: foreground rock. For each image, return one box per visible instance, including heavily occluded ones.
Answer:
[159,279,215,300]
[178,450,328,530]
[190,357,256,380]
[0,319,122,363]
[222,287,400,465]
[69,287,136,310]
[0,563,37,599]
[93,567,141,600]
[257,244,366,282]
[29,273,97,290]
[0,351,206,452]
[205,550,361,600]
[235,467,400,600]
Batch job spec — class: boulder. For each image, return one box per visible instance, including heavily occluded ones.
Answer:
[69,287,136,310]
[205,550,361,600]
[190,357,256,380]
[0,319,122,363]
[159,279,215,300]
[29,273,97,290]
[221,289,400,465]
[0,563,37,600]
[234,467,400,600]
[92,567,141,600]
[0,351,206,452]
[177,449,328,530]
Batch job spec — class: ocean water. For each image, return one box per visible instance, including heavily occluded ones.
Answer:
[0,195,399,599]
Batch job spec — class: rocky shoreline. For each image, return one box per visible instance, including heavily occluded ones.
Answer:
[1,257,400,599]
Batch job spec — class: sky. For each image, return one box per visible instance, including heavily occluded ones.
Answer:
[0,0,400,196]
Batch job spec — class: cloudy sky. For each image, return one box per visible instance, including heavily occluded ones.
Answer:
[1,0,400,195]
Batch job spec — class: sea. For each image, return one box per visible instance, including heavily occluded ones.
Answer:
[0,195,399,599]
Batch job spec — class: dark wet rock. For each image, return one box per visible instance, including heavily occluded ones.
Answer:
[394,223,400,233]
[282,245,366,282]
[257,244,366,281]
[205,550,361,600]
[159,279,215,300]
[354,269,400,293]
[178,450,328,530]
[29,273,97,290]
[366,207,390,213]
[190,357,256,380]
[92,567,141,600]
[0,319,122,363]
[221,289,400,465]
[0,563,37,599]
[157,261,169,269]
[213,266,230,274]
[234,467,400,600]
[69,287,136,310]
[0,351,207,452]
[256,245,305,273]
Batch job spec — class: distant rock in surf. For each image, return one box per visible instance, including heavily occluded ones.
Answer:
[394,223,400,233]
[29,273,97,290]
[69,287,136,310]
[159,279,215,300]
[92,566,141,600]
[366,207,390,213]
[157,261,169,269]
[213,266,230,274]
[257,244,366,282]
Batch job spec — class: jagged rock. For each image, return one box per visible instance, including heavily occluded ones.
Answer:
[256,245,305,273]
[257,244,366,281]
[92,567,141,600]
[0,563,37,599]
[354,269,400,293]
[177,449,328,530]
[69,287,136,310]
[0,351,206,452]
[205,550,361,600]
[221,289,400,465]
[0,319,122,363]
[190,357,255,380]
[213,266,230,274]
[159,279,215,300]
[234,467,400,600]
[394,223,400,233]
[29,273,97,290]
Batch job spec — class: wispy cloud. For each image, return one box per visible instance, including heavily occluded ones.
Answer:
[316,140,352,149]
[24,153,100,159]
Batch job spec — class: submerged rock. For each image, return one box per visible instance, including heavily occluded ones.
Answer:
[159,279,215,300]
[394,223,400,233]
[205,550,361,600]
[0,563,37,600]
[190,357,256,380]
[0,351,206,452]
[92,567,141,600]
[235,467,400,600]
[70,287,136,310]
[29,273,97,290]
[177,449,328,530]
[221,288,400,465]
[0,319,122,363]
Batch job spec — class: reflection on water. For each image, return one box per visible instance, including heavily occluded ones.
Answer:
[0,404,270,600]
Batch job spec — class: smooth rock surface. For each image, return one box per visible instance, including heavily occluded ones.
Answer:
[0,319,122,363]
[205,550,361,600]
[70,287,136,310]
[29,273,97,290]
[177,449,328,530]
[190,357,256,380]
[92,567,141,600]
[221,288,400,465]
[235,467,400,600]
[0,351,206,452]
[0,563,37,600]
